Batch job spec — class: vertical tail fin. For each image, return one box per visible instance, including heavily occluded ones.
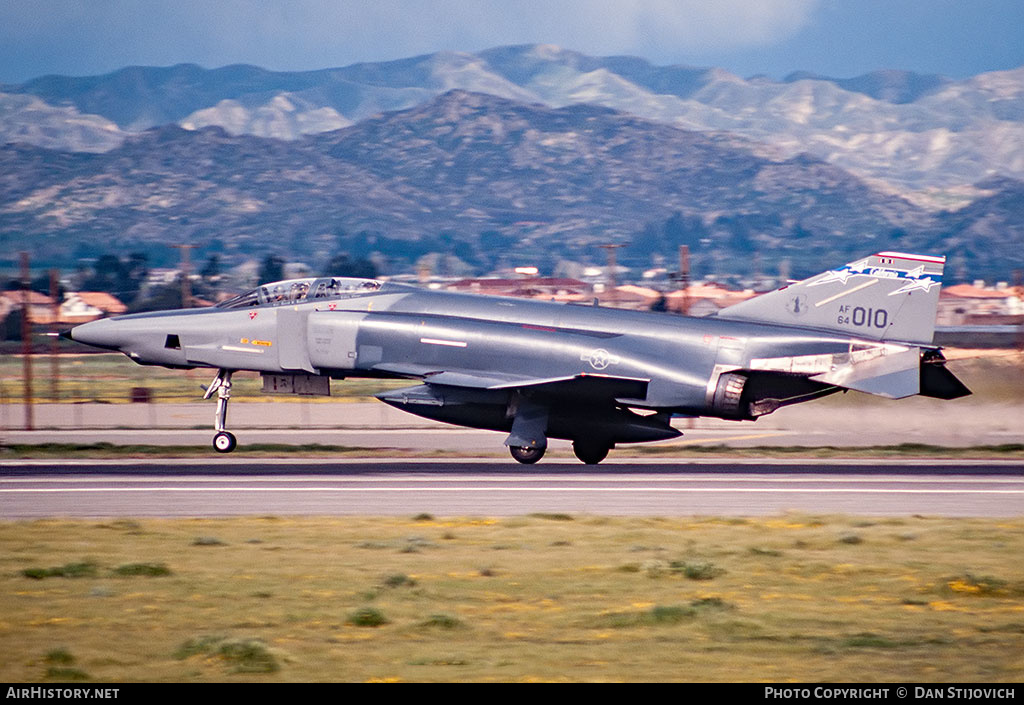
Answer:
[717,252,945,345]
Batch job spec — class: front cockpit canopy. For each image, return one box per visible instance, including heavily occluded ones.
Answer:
[217,277,383,309]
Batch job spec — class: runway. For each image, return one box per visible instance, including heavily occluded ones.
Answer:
[2,459,1022,518]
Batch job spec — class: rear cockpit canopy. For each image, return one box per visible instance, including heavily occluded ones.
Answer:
[217,277,383,309]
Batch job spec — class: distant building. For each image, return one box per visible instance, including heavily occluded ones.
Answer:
[59,292,128,324]
[0,290,57,324]
[665,283,757,316]
[143,268,181,286]
[0,290,128,327]
[609,284,660,310]
[446,277,592,302]
[937,283,1023,326]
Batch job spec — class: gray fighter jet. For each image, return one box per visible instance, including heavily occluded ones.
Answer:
[67,251,969,464]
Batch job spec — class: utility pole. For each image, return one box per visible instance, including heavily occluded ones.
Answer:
[1015,270,1024,353]
[599,244,623,307]
[49,269,60,402]
[172,244,196,308]
[677,245,695,430]
[678,245,691,316]
[20,252,33,430]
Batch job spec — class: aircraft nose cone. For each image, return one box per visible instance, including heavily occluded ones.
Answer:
[68,318,125,351]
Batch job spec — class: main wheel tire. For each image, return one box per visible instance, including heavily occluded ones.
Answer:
[509,446,545,464]
[573,441,610,465]
[213,431,237,454]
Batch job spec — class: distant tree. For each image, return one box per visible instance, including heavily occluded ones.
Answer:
[83,254,124,293]
[258,255,285,283]
[80,252,148,305]
[30,273,65,301]
[122,252,149,304]
[3,307,25,341]
[200,254,222,280]
[130,284,183,313]
[325,253,377,279]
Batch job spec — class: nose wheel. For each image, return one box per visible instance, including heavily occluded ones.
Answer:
[204,369,237,453]
[213,431,237,453]
[509,446,545,464]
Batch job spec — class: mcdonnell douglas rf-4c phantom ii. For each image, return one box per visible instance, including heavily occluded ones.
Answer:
[67,252,970,464]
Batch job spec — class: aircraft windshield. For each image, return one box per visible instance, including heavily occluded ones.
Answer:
[217,277,383,309]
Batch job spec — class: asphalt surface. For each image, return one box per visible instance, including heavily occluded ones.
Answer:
[2,459,1022,518]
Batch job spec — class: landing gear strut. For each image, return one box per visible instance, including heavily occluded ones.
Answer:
[509,446,545,464]
[204,369,236,453]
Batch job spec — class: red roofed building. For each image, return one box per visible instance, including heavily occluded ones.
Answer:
[665,283,757,316]
[446,277,591,302]
[937,283,1023,325]
[0,290,57,324]
[59,292,128,324]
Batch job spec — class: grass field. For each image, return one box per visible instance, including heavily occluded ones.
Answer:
[0,354,406,404]
[0,350,1021,405]
[2,514,1023,682]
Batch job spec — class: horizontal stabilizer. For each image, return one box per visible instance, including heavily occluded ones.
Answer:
[809,347,920,399]
[717,252,946,345]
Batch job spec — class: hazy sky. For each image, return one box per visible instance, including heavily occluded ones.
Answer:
[2,0,1022,84]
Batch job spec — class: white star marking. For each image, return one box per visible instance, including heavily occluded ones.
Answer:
[889,277,940,295]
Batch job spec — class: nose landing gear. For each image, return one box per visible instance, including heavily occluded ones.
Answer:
[509,445,545,464]
[204,369,237,453]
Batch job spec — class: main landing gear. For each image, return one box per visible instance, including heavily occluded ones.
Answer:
[572,440,611,465]
[204,369,236,453]
[508,441,614,464]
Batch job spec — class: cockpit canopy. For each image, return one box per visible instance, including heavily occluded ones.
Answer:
[216,277,383,309]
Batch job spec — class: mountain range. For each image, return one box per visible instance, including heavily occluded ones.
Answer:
[1,45,1022,282]
[4,44,1023,195]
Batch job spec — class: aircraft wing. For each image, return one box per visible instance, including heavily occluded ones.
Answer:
[373,362,649,402]
[486,373,650,402]
[372,362,521,388]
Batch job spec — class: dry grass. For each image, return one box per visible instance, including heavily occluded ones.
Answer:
[1,350,1021,405]
[1,514,1023,682]
[0,353,407,404]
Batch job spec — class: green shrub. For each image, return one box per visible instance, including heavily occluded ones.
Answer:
[670,561,724,580]
[175,636,226,660]
[217,639,280,673]
[45,648,74,665]
[113,562,172,577]
[382,573,416,588]
[347,607,389,627]
[175,636,279,673]
[192,536,226,546]
[21,562,98,580]
[601,604,694,628]
[420,613,465,629]
[45,667,89,681]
